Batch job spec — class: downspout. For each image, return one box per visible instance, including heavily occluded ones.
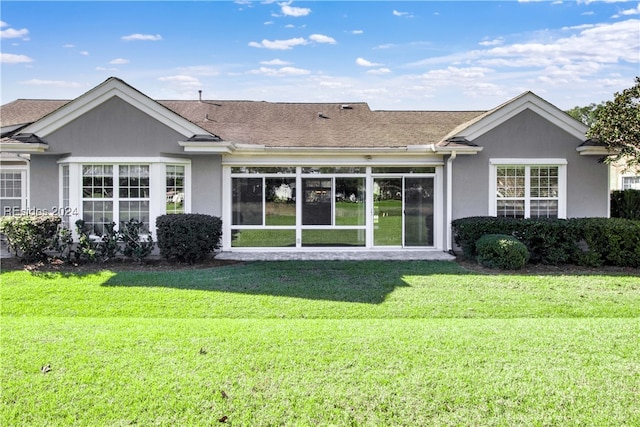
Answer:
[446,151,457,252]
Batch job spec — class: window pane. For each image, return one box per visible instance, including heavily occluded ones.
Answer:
[265,178,296,226]
[302,167,365,174]
[119,200,150,232]
[531,166,558,198]
[496,200,525,218]
[231,167,296,174]
[302,229,365,247]
[496,166,525,198]
[231,229,296,247]
[372,167,436,174]
[0,172,22,198]
[82,165,113,198]
[530,200,558,219]
[82,200,114,235]
[232,178,263,225]
[166,165,185,214]
[335,178,365,226]
[622,176,640,190]
[302,178,332,225]
[119,165,149,198]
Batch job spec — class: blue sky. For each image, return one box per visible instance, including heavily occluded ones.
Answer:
[1,1,638,110]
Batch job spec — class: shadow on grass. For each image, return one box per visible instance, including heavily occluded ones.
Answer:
[96,260,469,304]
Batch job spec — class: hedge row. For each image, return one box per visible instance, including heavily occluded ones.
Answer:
[1,213,222,264]
[451,216,640,268]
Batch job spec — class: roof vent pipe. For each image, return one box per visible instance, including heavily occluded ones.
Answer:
[198,90,202,102]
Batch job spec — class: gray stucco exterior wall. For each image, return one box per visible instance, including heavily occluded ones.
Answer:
[190,156,222,217]
[29,156,60,211]
[451,109,609,221]
[44,96,186,156]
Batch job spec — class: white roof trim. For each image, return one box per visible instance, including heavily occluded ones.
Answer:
[0,142,48,153]
[20,77,212,138]
[576,146,615,156]
[455,92,588,142]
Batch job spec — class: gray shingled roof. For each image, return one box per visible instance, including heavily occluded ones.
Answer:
[1,98,486,148]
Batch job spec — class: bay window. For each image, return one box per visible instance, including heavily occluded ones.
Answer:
[59,158,190,238]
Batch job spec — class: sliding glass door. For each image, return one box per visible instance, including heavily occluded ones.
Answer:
[373,176,434,247]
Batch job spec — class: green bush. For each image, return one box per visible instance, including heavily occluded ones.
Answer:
[569,218,640,268]
[156,214,222,263]
[119,218,154,262]
[0,215,62,262]
[611,190,640,220]
[452,216,640,268]
[476,234,530,270]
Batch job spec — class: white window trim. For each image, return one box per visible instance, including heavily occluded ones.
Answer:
[1,165,29,215]
[489,159,567,219]
[620,175,640,190]
[58,157,191,240]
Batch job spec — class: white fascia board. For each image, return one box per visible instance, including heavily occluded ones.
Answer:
[458,94,588,142]
[0,142,48,153]
[576,146,615,156]
[178,141,236,153]
[435,146,483,155]
[21,78,211,138]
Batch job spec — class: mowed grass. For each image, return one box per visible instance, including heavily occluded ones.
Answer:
[2,261,639,426]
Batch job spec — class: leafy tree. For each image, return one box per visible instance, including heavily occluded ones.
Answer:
[566,102,604,127]
[586,77,640,170]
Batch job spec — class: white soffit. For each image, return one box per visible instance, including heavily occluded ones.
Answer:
[20,77,211,139]
[456,92,588,142]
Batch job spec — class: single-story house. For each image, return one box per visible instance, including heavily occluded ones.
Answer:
[0,77,611,253]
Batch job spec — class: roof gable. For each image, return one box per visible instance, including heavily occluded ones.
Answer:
[19,77,212,139]
[445,91,588,142]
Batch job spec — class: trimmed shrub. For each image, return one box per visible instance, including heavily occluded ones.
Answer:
[611,190,640,220]
[452,216,640,268]
[569,218,640,268]
[156,214,222,263]
[476,234,530,270]
[0,215,61,262]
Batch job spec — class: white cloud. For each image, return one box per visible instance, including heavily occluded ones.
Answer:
[309,34,336,44]
[20,79,86,88]
[613,4,640,17]
[249,37,307,50]
[279,2,311,17]
[479,38,504,47]
[392,10,413,18]
[110,58,129,65]
[63,44,75,48]
[96,66,118,72]
[261,59,290,65]
[80,51,89,56]
[121,33,163,41]
[1,53,33,64]
[248,66,310,76]
[356,57,383,67]
[367,68,391,75]
[158,75,203,89]
[352,30,363,35]
[0,26,29,40]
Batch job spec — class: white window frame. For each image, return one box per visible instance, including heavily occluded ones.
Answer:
[58,157,191,239]
[621,175,640,190]
[0,165,28,216]
[489,159,567,219]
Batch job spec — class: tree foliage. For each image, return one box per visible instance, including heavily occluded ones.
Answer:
[586,77,640,170]
[566,102,605,127]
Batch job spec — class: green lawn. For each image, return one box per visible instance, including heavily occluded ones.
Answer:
[2,261,639,426]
